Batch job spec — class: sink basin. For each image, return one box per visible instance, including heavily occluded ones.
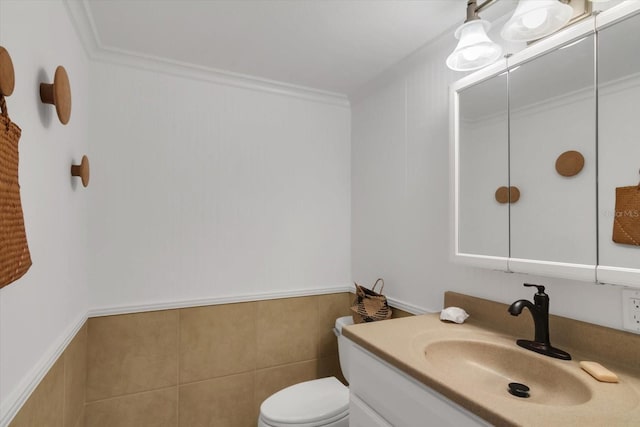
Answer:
[419,338,592,406]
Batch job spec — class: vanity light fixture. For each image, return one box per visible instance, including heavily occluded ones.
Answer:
[446,0,502,71]
[447,0,577,71]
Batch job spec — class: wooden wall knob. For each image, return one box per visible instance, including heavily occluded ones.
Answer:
[71,155,90,187]
[40,66,71,124]
[495,186,520,204]
[556,150,584,177]
[0,46,15,96]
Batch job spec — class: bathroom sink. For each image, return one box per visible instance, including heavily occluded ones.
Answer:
[346,311,640,425]
[418,337,592,406]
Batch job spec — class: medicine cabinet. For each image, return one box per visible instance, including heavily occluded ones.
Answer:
[596,8,640,286]
[451,2,640,287]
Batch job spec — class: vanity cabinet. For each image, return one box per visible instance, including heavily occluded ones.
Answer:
[348,341,489,427]
[452,3,640,287]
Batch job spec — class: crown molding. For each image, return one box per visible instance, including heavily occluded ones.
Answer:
[62,0,350,108]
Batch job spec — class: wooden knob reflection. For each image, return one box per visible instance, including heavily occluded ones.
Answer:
[495,186,520,204]
[555,150,584,177]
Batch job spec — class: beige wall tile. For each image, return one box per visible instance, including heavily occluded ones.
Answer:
[254,359,318,412]
[317,293,352,359]
[317,356,345,385]
[256,296,318,368]
[86,310,178,402]
[64,323,87,427]
[179,372,255,427]
[85,387,177,427]
[73,407,84,427]
[13,294,352,427]
[179,302,256,384]
[10,359,64,427]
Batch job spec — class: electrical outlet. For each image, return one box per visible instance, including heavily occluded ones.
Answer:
[622,289,640,333]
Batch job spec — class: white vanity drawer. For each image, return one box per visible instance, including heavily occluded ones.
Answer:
[349,343,489,427]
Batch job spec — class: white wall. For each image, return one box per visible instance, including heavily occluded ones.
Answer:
[0,0,89,423]
[88,62,351,312]
[351,29,625,330]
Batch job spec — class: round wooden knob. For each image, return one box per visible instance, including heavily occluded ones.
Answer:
[495,186,520,204]
[0,46,15,96]
[495,186,509,204]
[71,155,90,187]
[40,66,71,124]
[555,150,584,177]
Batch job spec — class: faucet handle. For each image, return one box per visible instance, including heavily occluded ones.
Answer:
[523,283,546,294]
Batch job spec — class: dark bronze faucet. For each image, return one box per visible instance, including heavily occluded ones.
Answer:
[508,283,571,360]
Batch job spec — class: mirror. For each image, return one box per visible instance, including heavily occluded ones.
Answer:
[508,34,596,275]
[597,12,640,285]
[452,4,640,287]
[457,72,509,261]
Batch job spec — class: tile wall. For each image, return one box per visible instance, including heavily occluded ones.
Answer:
[9,324,87,427]
[84,293,352,427]
[9,292,412,426]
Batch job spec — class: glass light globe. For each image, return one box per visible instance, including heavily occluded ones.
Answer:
[446,20,503,71]
[501,0,572,42]
[522,9,548,29]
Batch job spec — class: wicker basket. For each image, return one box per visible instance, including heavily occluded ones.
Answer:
[350,278,392,323]
[0,95,32,288]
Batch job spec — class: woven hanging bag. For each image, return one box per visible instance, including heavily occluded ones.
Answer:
[0,94,32,288]
[612,185,640,246]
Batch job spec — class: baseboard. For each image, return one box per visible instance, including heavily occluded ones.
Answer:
[0,312,87,427]
[387,297,435,315]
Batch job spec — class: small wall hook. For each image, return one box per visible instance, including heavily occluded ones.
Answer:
[0,46,15,96]
[40,66,71,124]
[71,155,90,187]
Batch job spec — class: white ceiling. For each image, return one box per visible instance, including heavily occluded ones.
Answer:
[85,0,474,95]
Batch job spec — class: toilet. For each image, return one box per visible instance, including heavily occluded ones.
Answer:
[258,315,354,427]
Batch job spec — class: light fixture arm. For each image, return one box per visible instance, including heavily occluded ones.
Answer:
[466,0,500,22]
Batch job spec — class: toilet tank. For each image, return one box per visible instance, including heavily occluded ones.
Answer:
[334,315,354,383]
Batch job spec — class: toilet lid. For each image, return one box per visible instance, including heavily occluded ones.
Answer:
[260,377,349,426]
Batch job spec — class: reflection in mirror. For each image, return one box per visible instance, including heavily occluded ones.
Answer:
[597,12,640,278]
[508,34,596,266]
[458,73,509,257]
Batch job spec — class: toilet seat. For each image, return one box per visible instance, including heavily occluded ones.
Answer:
[259,377,349,427]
